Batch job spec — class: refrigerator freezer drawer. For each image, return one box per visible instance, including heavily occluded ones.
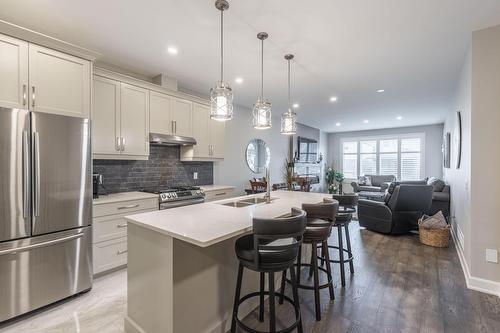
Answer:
[0,226,92,322]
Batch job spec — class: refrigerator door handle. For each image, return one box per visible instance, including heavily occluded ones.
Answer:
[0,232,84,256]
[22,131,29,218]
[33,132,41,217]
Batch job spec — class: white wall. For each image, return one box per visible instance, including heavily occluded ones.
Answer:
[327,124,444,179]
[213,105,290,195]
[445,24,500,295]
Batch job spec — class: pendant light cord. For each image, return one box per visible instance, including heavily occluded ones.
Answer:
[261,39,264,99]
[220,9,224,82]
[287,59,291,112]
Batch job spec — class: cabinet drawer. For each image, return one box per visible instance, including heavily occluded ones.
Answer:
[93,237,128,274]
[205,189,235,202]
[93,198,158,217]
[93,208,154,243]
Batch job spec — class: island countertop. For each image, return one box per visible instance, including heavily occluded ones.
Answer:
[125,190,332,247]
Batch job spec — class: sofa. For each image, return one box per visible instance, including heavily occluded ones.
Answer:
[358,184,434,234]
[387,177,450,216]
[351,175,396,193]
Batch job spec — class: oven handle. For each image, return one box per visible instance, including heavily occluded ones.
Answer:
[160,198,205,210]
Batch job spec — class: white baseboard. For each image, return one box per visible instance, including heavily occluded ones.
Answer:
[451,223,500,298]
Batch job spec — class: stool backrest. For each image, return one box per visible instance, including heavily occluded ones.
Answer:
[331,194,358,209]
[301,198,339,226]
[252,207,307,267]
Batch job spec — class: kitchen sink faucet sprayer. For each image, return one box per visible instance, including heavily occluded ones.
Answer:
[264,166,271,203]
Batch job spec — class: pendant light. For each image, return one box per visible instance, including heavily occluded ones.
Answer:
[252,32,272,129]
[281,54,297,135]
[210,0,233,121]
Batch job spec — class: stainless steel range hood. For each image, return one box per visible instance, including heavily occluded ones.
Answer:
[149,133,196,146]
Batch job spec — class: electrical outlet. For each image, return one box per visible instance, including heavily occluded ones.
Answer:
[193,172,198,180]
[486,249,498,263]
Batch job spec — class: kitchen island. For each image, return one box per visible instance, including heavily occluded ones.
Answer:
[124,190,332,333]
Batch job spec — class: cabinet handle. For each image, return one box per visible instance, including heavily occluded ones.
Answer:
[31,86,35,108]
[116,223,127,228]
[117,249,127,255]
[22,84,27,106]
[215,192,227,196]
[121,137,125,151]
[174,121,177,134]
[117,203,139,210]
[171,121,174,133]
[116,137,121,151]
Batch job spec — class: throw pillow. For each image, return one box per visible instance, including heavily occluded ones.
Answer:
[358,176,366,185]
[365,176,372,186]
[427,177,446,192]
[419,211,447,229]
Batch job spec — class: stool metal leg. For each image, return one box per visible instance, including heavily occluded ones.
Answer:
[322,241,335,300]
[309,250,314,278]
[279,270,286,305]
[312,241,321,321]
[259,272,265,322]
[289,266,303,333]
[231,263,244,333]
[297,245,302,285]
[337,224,346,287]
[268,272,276,333]
[344,224,354,274]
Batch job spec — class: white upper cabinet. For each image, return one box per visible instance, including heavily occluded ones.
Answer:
[210,118,225,159]
[181,102,225,161]
[191,103,210,158]
[171,97,192,137]
[0,33,91,117]
[0,34,28,109]
[92,76,120,155]
[120,83,149,157]
[28,44,90,117]
[149,91,172,134]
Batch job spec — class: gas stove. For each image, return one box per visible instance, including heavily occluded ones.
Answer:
[142,186,205,210]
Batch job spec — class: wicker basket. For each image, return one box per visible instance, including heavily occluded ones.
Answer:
[418,222,450,248]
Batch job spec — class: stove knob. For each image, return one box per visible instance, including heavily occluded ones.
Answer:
[172,193,177,198]
[160,194,166,200]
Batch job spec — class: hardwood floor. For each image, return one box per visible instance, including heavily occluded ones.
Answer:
[0,222,498,333]
[239,222,500,333]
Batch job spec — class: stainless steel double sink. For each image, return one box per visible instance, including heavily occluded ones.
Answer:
[220,197,275,208]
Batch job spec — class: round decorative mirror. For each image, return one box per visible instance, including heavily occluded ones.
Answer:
[245,139,270,173]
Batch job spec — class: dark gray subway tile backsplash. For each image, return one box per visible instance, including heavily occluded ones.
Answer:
[93,145,213,194]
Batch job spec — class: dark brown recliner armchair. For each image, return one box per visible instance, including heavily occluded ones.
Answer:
[358,184,433,234]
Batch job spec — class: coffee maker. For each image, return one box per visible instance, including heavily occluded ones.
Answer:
[93,173,102,199]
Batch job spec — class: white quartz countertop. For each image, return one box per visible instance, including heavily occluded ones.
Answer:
[93,191,158,205]
[126,191,332,247]
[200,185,235,192]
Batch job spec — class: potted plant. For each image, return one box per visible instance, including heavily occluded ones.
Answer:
[325,167,336,194]
[282,158,294,190]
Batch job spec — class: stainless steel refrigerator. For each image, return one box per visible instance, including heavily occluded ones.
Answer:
[0,107,92,322]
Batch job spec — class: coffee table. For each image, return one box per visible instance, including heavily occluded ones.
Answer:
[358,191,386,201]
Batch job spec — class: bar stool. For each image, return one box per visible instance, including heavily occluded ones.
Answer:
[319,194,357,287]
[280,198,339,321]
[231,208,307,333]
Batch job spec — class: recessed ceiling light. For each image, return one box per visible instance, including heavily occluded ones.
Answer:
[335,122,341,126]
[234,77,243,84]
[396,116,403,120]
[292,103,299,108]
[376,89,385,93]
[167,47,178,55]
[330,96,338,102]
[363,119,369,124]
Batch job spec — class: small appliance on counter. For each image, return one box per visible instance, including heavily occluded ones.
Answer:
[93,173,102,199]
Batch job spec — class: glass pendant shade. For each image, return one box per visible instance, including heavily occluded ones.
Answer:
[253,98,272,129]
[280,109,297,135]
[210,81,233,121]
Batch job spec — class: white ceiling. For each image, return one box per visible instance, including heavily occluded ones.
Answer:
[2,0,500,132]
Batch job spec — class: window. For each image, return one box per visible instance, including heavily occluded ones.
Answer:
[341,134,424,181]
[342,141,358,179]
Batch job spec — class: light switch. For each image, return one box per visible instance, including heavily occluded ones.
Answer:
[193,172,198,180]
[486,249,498,263]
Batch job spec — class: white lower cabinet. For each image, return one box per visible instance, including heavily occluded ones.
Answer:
[92,196,158,275]
[203,187,235,202]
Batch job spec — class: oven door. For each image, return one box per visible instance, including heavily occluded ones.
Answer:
[159,198,205,210]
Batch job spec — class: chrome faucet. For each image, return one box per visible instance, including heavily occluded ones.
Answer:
[263,166,271,203]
